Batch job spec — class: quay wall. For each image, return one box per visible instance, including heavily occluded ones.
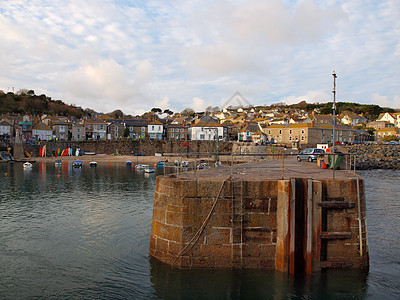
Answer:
[149,175,368,272]
[15,140,233,158]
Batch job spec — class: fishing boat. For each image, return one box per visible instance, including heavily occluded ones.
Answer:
[135,164,148,170]
[89,161,97,167]
[23,162,33,169]
[55,159,62,166]
[126,161,132,166]
[155,161,164,168]
[73,160,83,168]
[144,167,155,173]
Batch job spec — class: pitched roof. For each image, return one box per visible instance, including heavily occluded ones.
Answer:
[33,122,52,131]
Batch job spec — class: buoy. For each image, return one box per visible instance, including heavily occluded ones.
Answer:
[57,174,60,178]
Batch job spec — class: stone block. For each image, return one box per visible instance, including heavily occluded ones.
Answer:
[168,240,184,255]
[326,243,360,262]
[155,223,174,240]
[188,198,213,214]
[214,198,232,213]
[206,228,231,245]
[259,258,275,269]
[192,257,215,268]
[243,244,260,257]
[181,180,198,197]
[156,237,169,253]
[247,213,266,227]
[243,257,259,269]
[261,181,278,198]
[201,244,231,257]
[268,197,278,213]
[244,228,271,243]
[214,257,232,268]
[167,211,194,227]
[244,198,269,213]
[259,244,276,259]
[209,213,232,227]
[167,204,187,213]
[197,180,224,197]
[245,181,262,197]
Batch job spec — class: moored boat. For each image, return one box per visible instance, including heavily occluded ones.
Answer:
[23,162,33,169]
[73,160,83,168]
[144,167,155,173]
[55,159,62,166]
[89,161,97,167]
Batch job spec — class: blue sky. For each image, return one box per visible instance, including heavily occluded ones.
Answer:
[1,0,399,115]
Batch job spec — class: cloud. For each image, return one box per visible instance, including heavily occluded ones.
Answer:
[0,0,399,114]
[191,97,206,112]
[282,90,331,105]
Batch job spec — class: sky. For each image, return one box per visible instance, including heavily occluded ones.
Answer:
[0,0,399,116]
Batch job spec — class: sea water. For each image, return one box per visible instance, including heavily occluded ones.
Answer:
[0,163,399,299]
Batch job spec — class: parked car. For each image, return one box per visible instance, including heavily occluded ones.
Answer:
[297,148,325,162]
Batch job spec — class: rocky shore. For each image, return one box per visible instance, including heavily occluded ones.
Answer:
[344,144,400,170]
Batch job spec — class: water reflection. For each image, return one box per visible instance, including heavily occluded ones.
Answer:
[150,258,368,299]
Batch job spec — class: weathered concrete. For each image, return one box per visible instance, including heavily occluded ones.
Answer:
[149,158,369,272]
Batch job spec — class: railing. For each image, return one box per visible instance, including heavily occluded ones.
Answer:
[160,151,359,180]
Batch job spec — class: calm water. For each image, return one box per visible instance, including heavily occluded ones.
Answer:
[0,163,399,299]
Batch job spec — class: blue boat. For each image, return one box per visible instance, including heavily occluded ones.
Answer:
[126,161,132,166]
[156,161,164,168]
[73,160,83,168]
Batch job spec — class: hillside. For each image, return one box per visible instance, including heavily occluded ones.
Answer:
[0,90,89,118]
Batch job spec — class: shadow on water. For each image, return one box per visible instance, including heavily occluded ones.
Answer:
[149,258,368,299]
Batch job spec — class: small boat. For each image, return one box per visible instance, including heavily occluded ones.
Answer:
[126,161,132,166]
[135,164,148,170]
[144,167,155,173]
[55,159,62,166]
[73,160,83,168]
[155,161,164,168]
[181,161,189,168]
[23,162,33,169]
[89,161,97,167]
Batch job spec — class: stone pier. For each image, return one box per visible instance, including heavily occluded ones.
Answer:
[149,158,369,273]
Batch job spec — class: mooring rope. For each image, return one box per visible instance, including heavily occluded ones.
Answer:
[172,178,227,266]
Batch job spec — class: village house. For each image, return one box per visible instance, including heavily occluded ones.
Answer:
[85,118,107,140]
[375,127,400,140]
[366,120,394,130]
[53,121,70,141]
[32,122,53,141]
[125,118,148,139]
[148,120,164,140]
[340,111,368,126]
[189,121,228,141]
[264,123,356,146]
[0,120,12,140]
[71,124,86,141]
[107,120,124,140]
[238,122,266,143]
[166,123,188,141]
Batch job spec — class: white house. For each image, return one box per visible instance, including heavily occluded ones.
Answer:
[189,121,227,141]
[32,122,53,141]
[0,120,12,137]
[148,120,163,140]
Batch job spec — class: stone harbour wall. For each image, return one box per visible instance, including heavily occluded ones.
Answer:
[149,175,368,272]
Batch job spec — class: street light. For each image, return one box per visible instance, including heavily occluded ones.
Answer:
[332,70,337,154]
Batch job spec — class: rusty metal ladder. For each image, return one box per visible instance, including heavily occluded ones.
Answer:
[356,179,369,268]
[231,178,243,269]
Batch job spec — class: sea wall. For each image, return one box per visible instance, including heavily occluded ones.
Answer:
[149,175,368,272]
[345,144,400,170]
[18,140,233,158]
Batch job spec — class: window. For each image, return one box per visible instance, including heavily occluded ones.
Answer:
[289,136,292,141]
[301,136,304,141]
[181,129,184,132]
[200,134,205,140]
[141,127,145,132]
[321,129,324,135]
[114,132,118,138]
[115,126,118,131]
[152,125,154,130]
[180,134,184,138]
[171,128,174,132]
[77,128,80,133]
[130,126,133,131]
[279,130,282,134]
[171,133,174,138]
[268,130,271,135]
[301,129,305,134]
[289,129,292,134]
[77,134,80,139]
[100,125,104,130]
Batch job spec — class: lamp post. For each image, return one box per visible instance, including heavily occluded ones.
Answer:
[332,70,337,154]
